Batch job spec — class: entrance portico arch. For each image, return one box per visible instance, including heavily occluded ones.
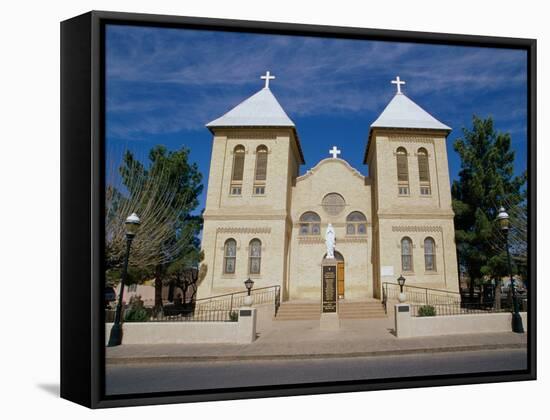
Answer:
[323,251,345,299]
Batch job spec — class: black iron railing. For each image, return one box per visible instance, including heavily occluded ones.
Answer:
[148,308,240,322]
[106,285,281,323]
[382,282,462,313]
[409,300,527,317]
[194,285,281,313]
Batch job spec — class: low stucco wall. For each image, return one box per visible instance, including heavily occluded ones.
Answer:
[395,304,527,338]
[106,307,256,345]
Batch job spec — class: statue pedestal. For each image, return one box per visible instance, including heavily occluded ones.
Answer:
[320,258,340,330]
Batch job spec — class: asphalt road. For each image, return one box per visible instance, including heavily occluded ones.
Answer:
[105,349,527,395]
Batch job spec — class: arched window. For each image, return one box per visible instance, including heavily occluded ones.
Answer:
[396,147,409,196]
[346,211,367,235]
[424,237,436,271]
[223,239,237,274]
[401,237,413,272]
[417,148,431,195]
[230,145,245,195]
[299,212,321,236]
[253,145,268,195]
[248,239,262,275]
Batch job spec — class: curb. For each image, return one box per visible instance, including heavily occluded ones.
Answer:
[106,342,526,365]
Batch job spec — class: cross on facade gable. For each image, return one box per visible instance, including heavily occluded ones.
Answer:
[391,76,406,94]
[261,71,276,89]
[329,146,341,159]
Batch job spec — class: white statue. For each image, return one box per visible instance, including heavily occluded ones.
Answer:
[325,223,336,259]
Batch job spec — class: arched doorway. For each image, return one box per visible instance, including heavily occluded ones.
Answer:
[323,251,345,299]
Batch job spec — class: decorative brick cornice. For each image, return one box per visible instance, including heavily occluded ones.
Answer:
[297,236,324,244]
[298,236,368,244]
[216,227,271,234]
[226,132,279,139]
[391,226,443,233]
[204,213,288,221]
[339,237,369,243]
[378,212,454,220]
[389,136,435,144]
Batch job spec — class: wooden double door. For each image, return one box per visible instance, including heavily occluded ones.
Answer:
[337,262,345,299]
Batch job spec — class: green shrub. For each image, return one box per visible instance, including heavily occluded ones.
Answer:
[229,311,238,322]
[124,296,150,322]
[418,305,436,317]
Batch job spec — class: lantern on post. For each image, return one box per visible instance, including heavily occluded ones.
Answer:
[397,275,406,303]
[496,207,524,333]
[108,213,142,347]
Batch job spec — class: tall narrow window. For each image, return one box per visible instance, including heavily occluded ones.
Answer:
[346,211,367,235]
[418,148,431,195]
[223,239,237,274]
[230,146,245,195]
[299,212,321,236]
[253,145,268,195]
[424,237,436,271]
[248,239,262,275]
[396,147,409,195]
[401,237,413,272]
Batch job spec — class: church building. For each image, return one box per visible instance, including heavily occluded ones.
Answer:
[197,72,459,303]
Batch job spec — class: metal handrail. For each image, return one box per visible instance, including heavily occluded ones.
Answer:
[409,301,520,317]
[194,285,280,304]
[106,285,282,323]
[194,285,281,316]
[382,282,461,313]
[384,282,462,296]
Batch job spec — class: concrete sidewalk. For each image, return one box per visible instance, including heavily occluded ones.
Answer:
[106,318,527,364]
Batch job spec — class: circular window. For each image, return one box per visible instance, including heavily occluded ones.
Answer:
[322,193,346,216]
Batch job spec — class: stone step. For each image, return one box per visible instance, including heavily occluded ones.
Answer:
[277,307,321,312]
[339,306,385,311]
[339,309,386,314]
[340,307,386,311]
[274,315,321,321]
[340,313,387,319]
[277,306,320,310]
[275,303,320,320]
[274,300,387,320]
[339,311,386,316]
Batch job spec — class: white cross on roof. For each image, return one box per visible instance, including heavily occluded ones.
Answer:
[261,71,276,89]
[391,76,406,94]
[329,146,341,159]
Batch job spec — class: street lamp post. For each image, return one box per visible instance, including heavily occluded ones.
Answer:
[108,213,141,347]
[244,277,254,296]
[496,207,524,334]
[243,278,254,307]
[397,274,406,303]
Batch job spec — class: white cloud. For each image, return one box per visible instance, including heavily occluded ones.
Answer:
[105,25,527,139]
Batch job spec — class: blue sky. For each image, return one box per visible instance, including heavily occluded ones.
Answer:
[106,24,527,213]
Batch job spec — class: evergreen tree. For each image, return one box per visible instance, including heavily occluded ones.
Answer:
[106,145,203,309]
[452,116,526,300]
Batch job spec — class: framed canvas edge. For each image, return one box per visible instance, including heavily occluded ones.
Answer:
[60,10,537,409]
[60,11,94,408]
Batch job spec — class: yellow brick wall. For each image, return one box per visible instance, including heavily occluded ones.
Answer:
[198,127,460,302]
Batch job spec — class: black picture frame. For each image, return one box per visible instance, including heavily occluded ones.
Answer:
[60,10,537,409]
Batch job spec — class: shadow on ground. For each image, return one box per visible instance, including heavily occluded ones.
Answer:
[37,383,59,397]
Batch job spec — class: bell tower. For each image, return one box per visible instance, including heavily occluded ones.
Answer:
[365,77,459,297]
[197,72,304,298]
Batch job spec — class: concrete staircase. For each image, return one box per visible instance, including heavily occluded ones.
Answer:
[274,302,321,321]
[338,300,386,319]
[274,300,386,321]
